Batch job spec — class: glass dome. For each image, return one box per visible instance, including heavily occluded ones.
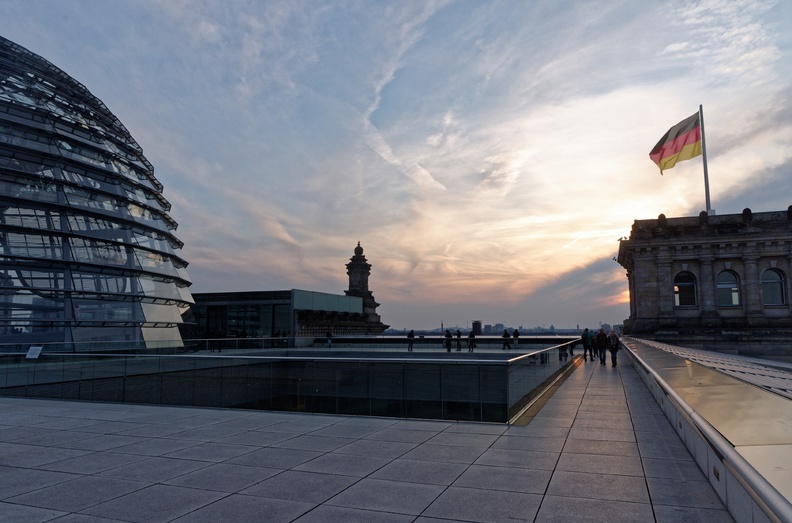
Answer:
[0,36,193,351]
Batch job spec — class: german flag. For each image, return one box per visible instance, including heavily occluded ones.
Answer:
[649,112,702,173]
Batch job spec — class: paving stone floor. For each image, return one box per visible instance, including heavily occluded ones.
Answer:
[0,355,733,522]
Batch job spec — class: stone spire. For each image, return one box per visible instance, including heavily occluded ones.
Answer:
[345,242,388,332]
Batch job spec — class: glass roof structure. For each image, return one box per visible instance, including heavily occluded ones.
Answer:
[0,36,193,350]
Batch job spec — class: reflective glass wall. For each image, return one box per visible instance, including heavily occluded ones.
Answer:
[0,351,565,423]
[0,36,193,349]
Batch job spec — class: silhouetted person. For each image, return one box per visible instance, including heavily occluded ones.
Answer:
[407,329,415,351]
[502,329,512,350]
[581,328,592,361]
[444,330,452,352]
[512,329,520,350]
[608,330,620,367]
[595,328,608,365]
[467,331,476,352]
[456,330,462,351]
[326,328,333,348]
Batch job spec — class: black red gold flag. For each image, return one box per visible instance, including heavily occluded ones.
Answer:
[649,113,702,173]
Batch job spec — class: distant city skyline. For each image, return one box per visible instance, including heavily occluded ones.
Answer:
[2,1,791,331]
[391,322,611,333]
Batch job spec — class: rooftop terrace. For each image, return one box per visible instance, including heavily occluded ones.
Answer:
[5,344,782,522]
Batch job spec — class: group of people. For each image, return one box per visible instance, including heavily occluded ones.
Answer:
[406,329,478,352]
[401,328,620,361]
[580,327,620,367]
[441,329,476,352]
[501,328,519,350]
[407,328,523,352]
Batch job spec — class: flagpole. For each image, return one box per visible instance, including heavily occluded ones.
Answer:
[699,104,711,214]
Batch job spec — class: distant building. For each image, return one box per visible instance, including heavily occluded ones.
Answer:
[344,242,388,333]
[187,289,366,344]
[0,36,193,350]
[617,207,792,356]
[471,320,482,335]
[187,242,388,342]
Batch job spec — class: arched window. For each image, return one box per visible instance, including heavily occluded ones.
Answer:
[761,269,786,305]
[716,270,740,306]
[674,272,697,307]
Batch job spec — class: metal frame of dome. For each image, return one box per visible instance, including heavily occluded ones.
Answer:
[0,36,193,351]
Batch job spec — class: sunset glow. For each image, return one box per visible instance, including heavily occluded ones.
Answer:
[4,1,791,330]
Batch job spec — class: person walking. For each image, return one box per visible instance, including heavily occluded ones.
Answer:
[407,329,415,352]
[512,329,520,350]
[581,328,592,361]
[326,328,333,348]
[455,330,462,351]
[467,331,476,352]
[502,329,512,350]
[595,327,608,365]
[444,330,452,352]
[608,329,620,367]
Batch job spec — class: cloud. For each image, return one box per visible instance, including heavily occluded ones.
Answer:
[2,0,790,330]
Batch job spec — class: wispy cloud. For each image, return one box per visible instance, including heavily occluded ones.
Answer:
[2,0,790,329]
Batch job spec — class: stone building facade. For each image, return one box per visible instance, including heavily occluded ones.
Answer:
[617,207,792,356]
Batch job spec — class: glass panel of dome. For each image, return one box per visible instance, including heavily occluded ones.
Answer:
[0,156,45,175]
[1,36,193,349]
[3,207,61,228]
[140,277,184,301]
[74,300,144,322]
[0,175,56,202]
[72,273,132,294]
[11,268,64,287]
[134,251,179,278]
[66,215,128,240]
[126,204,170,232]
[69,239,126,267]
[141,325,183,344]
[61,168,104,190]
[176,284,194,304]
[0,125,52,150]
[141,302,183,324]
[130,233,177,256]
[5,232,63,259]
[63,185,118,212]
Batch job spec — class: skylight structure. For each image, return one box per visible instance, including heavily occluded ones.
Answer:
[0,36,193,350]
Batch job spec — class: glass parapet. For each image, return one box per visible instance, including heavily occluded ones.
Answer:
[0,340,578,423]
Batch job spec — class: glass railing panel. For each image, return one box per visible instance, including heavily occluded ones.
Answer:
[442,363,482,421]
[370,362,405,418]
[335,362,370,416]
[404,363,442,420]
[0,339,579,423]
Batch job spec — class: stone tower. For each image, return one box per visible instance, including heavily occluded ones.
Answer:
[345,242,388,333]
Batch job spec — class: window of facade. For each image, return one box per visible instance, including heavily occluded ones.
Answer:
[716,270,740,306]
[674,271,697,307]
[761,269,785,305]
